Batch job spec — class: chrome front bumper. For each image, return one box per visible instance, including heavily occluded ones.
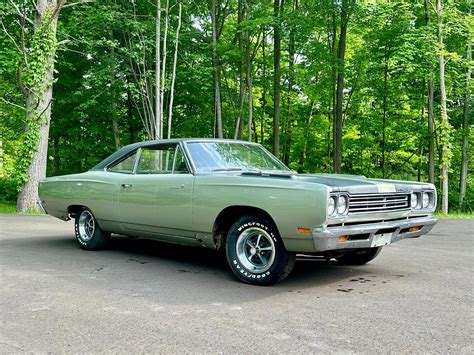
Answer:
[312,215,438,252]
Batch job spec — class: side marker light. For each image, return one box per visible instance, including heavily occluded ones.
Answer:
[297,228,311,235]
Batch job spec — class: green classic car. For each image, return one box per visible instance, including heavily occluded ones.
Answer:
[39,139,438,285]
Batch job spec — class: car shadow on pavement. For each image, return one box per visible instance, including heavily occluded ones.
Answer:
[7,233,376,294]
[110,236,376,289]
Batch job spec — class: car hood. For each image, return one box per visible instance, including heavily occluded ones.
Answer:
[296,173,434,194]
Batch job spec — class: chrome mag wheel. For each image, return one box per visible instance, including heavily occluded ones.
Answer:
[236,227,276,273]
[78,210,95,242]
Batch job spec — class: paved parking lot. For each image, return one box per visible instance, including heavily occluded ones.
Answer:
[1,215,473,353]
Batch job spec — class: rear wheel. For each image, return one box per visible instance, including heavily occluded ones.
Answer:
[335,247,382,265]
[74,209,110,250]
[225,215,295,286]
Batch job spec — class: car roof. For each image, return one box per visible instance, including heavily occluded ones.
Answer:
[90,138,260,171]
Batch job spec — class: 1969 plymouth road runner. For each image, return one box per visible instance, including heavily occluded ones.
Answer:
[39,139,438,285]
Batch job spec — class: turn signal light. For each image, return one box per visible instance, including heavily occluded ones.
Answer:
[409,226,422,233]
[338,235,349,243]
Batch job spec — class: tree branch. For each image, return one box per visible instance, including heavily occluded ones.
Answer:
[29,0,40,14]
[57,47,87,56]
[427,0,439,16]
[63,0,95,9]
[0,20,22,54]
[19,15,29,71]
[50,0,66,23]
[0,97,26,111]
[251,32,262,60]
[9,0,34,25]
[35,98,53,123]
[18,67,29,96]
[56,39,71,46]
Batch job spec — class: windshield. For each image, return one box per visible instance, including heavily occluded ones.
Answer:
[186,142,289,174]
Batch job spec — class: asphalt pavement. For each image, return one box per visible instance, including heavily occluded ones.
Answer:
[1,215,473,353]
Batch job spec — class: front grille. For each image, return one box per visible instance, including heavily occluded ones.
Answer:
[349,193,410,214]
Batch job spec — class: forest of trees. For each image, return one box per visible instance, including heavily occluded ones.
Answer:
[0,0,472,213]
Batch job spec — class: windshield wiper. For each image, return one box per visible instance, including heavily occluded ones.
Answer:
[258,169,296,177]
[212,168,245,172]
[212,167,262,174]
[211,167,296,177]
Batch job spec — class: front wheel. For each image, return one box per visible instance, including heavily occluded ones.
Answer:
[74,209,110,250]
[335,247,382,265]
[225,215,295,286]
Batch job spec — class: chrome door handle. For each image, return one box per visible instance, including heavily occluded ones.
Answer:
[121,183,133,188]
[170,184,184,190]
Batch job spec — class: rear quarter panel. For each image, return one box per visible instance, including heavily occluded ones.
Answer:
[39,171,122,227]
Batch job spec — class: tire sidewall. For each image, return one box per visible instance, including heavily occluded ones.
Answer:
[226,216,289,285]
[74,208,104,250]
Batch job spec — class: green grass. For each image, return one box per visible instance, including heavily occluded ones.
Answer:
[434,212,474,219]
[0,202,45,215]
[0,203,16,214]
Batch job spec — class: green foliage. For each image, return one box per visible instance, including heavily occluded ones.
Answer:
[0,0,472,212]
[12,6,58,190]
[0,178,17,203]
[23,8,57,96]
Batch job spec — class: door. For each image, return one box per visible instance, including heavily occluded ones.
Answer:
[118,144,195,241]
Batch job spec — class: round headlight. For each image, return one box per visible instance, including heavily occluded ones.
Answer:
[328,196,336,216]
[337,195,349,215]
[422,192,430,209]
[411,193,419,209]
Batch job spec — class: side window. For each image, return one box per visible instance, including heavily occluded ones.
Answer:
[136,145,176,174]
[108,151,138,173]
[174,146,190,174]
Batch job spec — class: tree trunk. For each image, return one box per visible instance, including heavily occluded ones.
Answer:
[436,0,450,214]
[418,83,425,182]
[126,85,138,143]
[167,2,182,139]
[382,49,388,178]
[273,0,283,157]
[16,0,59,212]
[160,0,170,139]
[330,8,337,170]
[425,0,435,184]
[235,0,245,140]
[427,72,435,183]
[112,119,121,150]
[211,0,223,138]
[246,28,253,142]
[110,31,121,150]
[155,0,162,139]
[284,6,295,166]
[261,29,267,144]
[52,134,60,175]
[299,101,315,169]
[459,0,471,208]
[333,0,349,173]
